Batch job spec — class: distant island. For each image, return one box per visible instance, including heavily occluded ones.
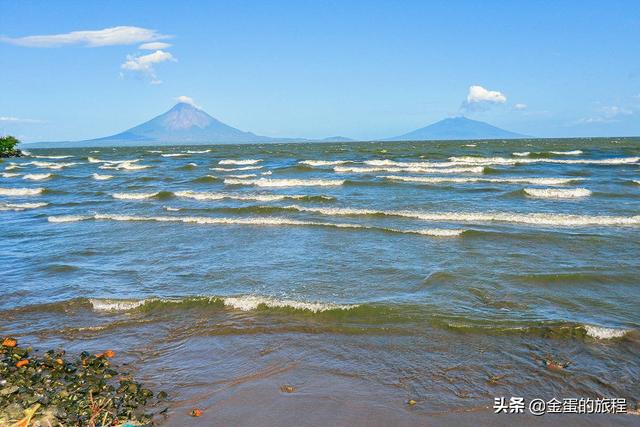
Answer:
[26,103,526,147]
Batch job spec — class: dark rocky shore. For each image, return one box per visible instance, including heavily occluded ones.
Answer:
[0,338,167,426]
[0,149,22,158]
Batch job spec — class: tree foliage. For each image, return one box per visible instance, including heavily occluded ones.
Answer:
[0,135,20,154]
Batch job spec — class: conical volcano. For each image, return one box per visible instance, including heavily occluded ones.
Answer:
[91,102,271,144]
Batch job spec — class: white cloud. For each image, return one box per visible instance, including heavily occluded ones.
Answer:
[578,105,634,124]
[467,85,507,104]
[175,96,198,107]
[461,85,507,112]
[121,50,176,84]
[514,103,528,110]
[0,26,171,48]
[0,116,45,123]
[139,42,172,50]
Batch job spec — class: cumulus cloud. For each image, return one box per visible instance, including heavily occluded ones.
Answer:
[467,85,507,104]
[0,26,171,48]
[461,85,507,112]
[139,42,172,50]
[175,96,198,107]
[514,103,528,111]
[121,50,176,84]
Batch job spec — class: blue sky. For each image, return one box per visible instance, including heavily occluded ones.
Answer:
[1,0,639,142]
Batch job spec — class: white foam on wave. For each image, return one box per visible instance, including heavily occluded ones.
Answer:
[512,152,530,157]
[92,173,113,180]
[262,171,272,175]
[4,164,22,171]
[33,155,73,159]
[633,180,640,185]
[112,192,159,200]
[299,160,351,166]
[583,325,629,339]
[464,144,477,147]
[210,165,263,171]
[174,190,332,202]
[48,213,465,237]
[334,165,484,174]
[523,188,592,199]
[27,161,76,170]
[99,161,150,171]
[449,155,638,166]
[161,153,190,157]
[285,204,640,227]
[549,150,583,155]
[186,149,211,154]
[87,296,356,313]
[0,187,44,196]
[1,172,20,178]
[89,157,139,164]
[381,175,580,185]
[0,202,48,211]
[225,178,345,187]
[147,150,163,154]
[223,295,356,312]
[219,159,262,165]
[23,173,53,181]
[226,174,257,179]
[89,298,147,311]
[47,215,91,223]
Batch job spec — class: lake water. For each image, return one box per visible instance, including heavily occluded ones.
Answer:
[1,138,639,425]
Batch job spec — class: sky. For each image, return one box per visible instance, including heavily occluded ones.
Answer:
[0,0,639,142]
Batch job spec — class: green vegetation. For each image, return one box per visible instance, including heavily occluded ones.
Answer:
[0,135,22,157]
[1,337,167,426]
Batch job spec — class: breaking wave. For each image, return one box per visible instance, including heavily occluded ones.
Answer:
[47,213,466,237]
[99,161,150,171]
[14,297,633,341]
[27,161,77,170]
[23,173,53,181]
[380,175,581,185]
[33,155,73,159]
[284,204,640,227]
[0,202,48,211]
[210,166,263,171]
[92,173,113,180]
[218,159,262,165]
[448,155,638,166]
[334,166,485,174]
[226,174,257,179]
[88,295,356,313]
[225,178,345,187]
[174,190,334,202]
[0,187,44,196]
[523,188,592,199]
[583,325,629,339]
[299,160,351,166]
[549,150,583,155]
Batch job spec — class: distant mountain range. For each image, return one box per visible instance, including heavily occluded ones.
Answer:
[28,103,526,147]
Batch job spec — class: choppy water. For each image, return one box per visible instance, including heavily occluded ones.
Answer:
[1,138,639,424]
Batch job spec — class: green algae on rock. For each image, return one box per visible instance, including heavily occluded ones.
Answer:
[0,337,167,426]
